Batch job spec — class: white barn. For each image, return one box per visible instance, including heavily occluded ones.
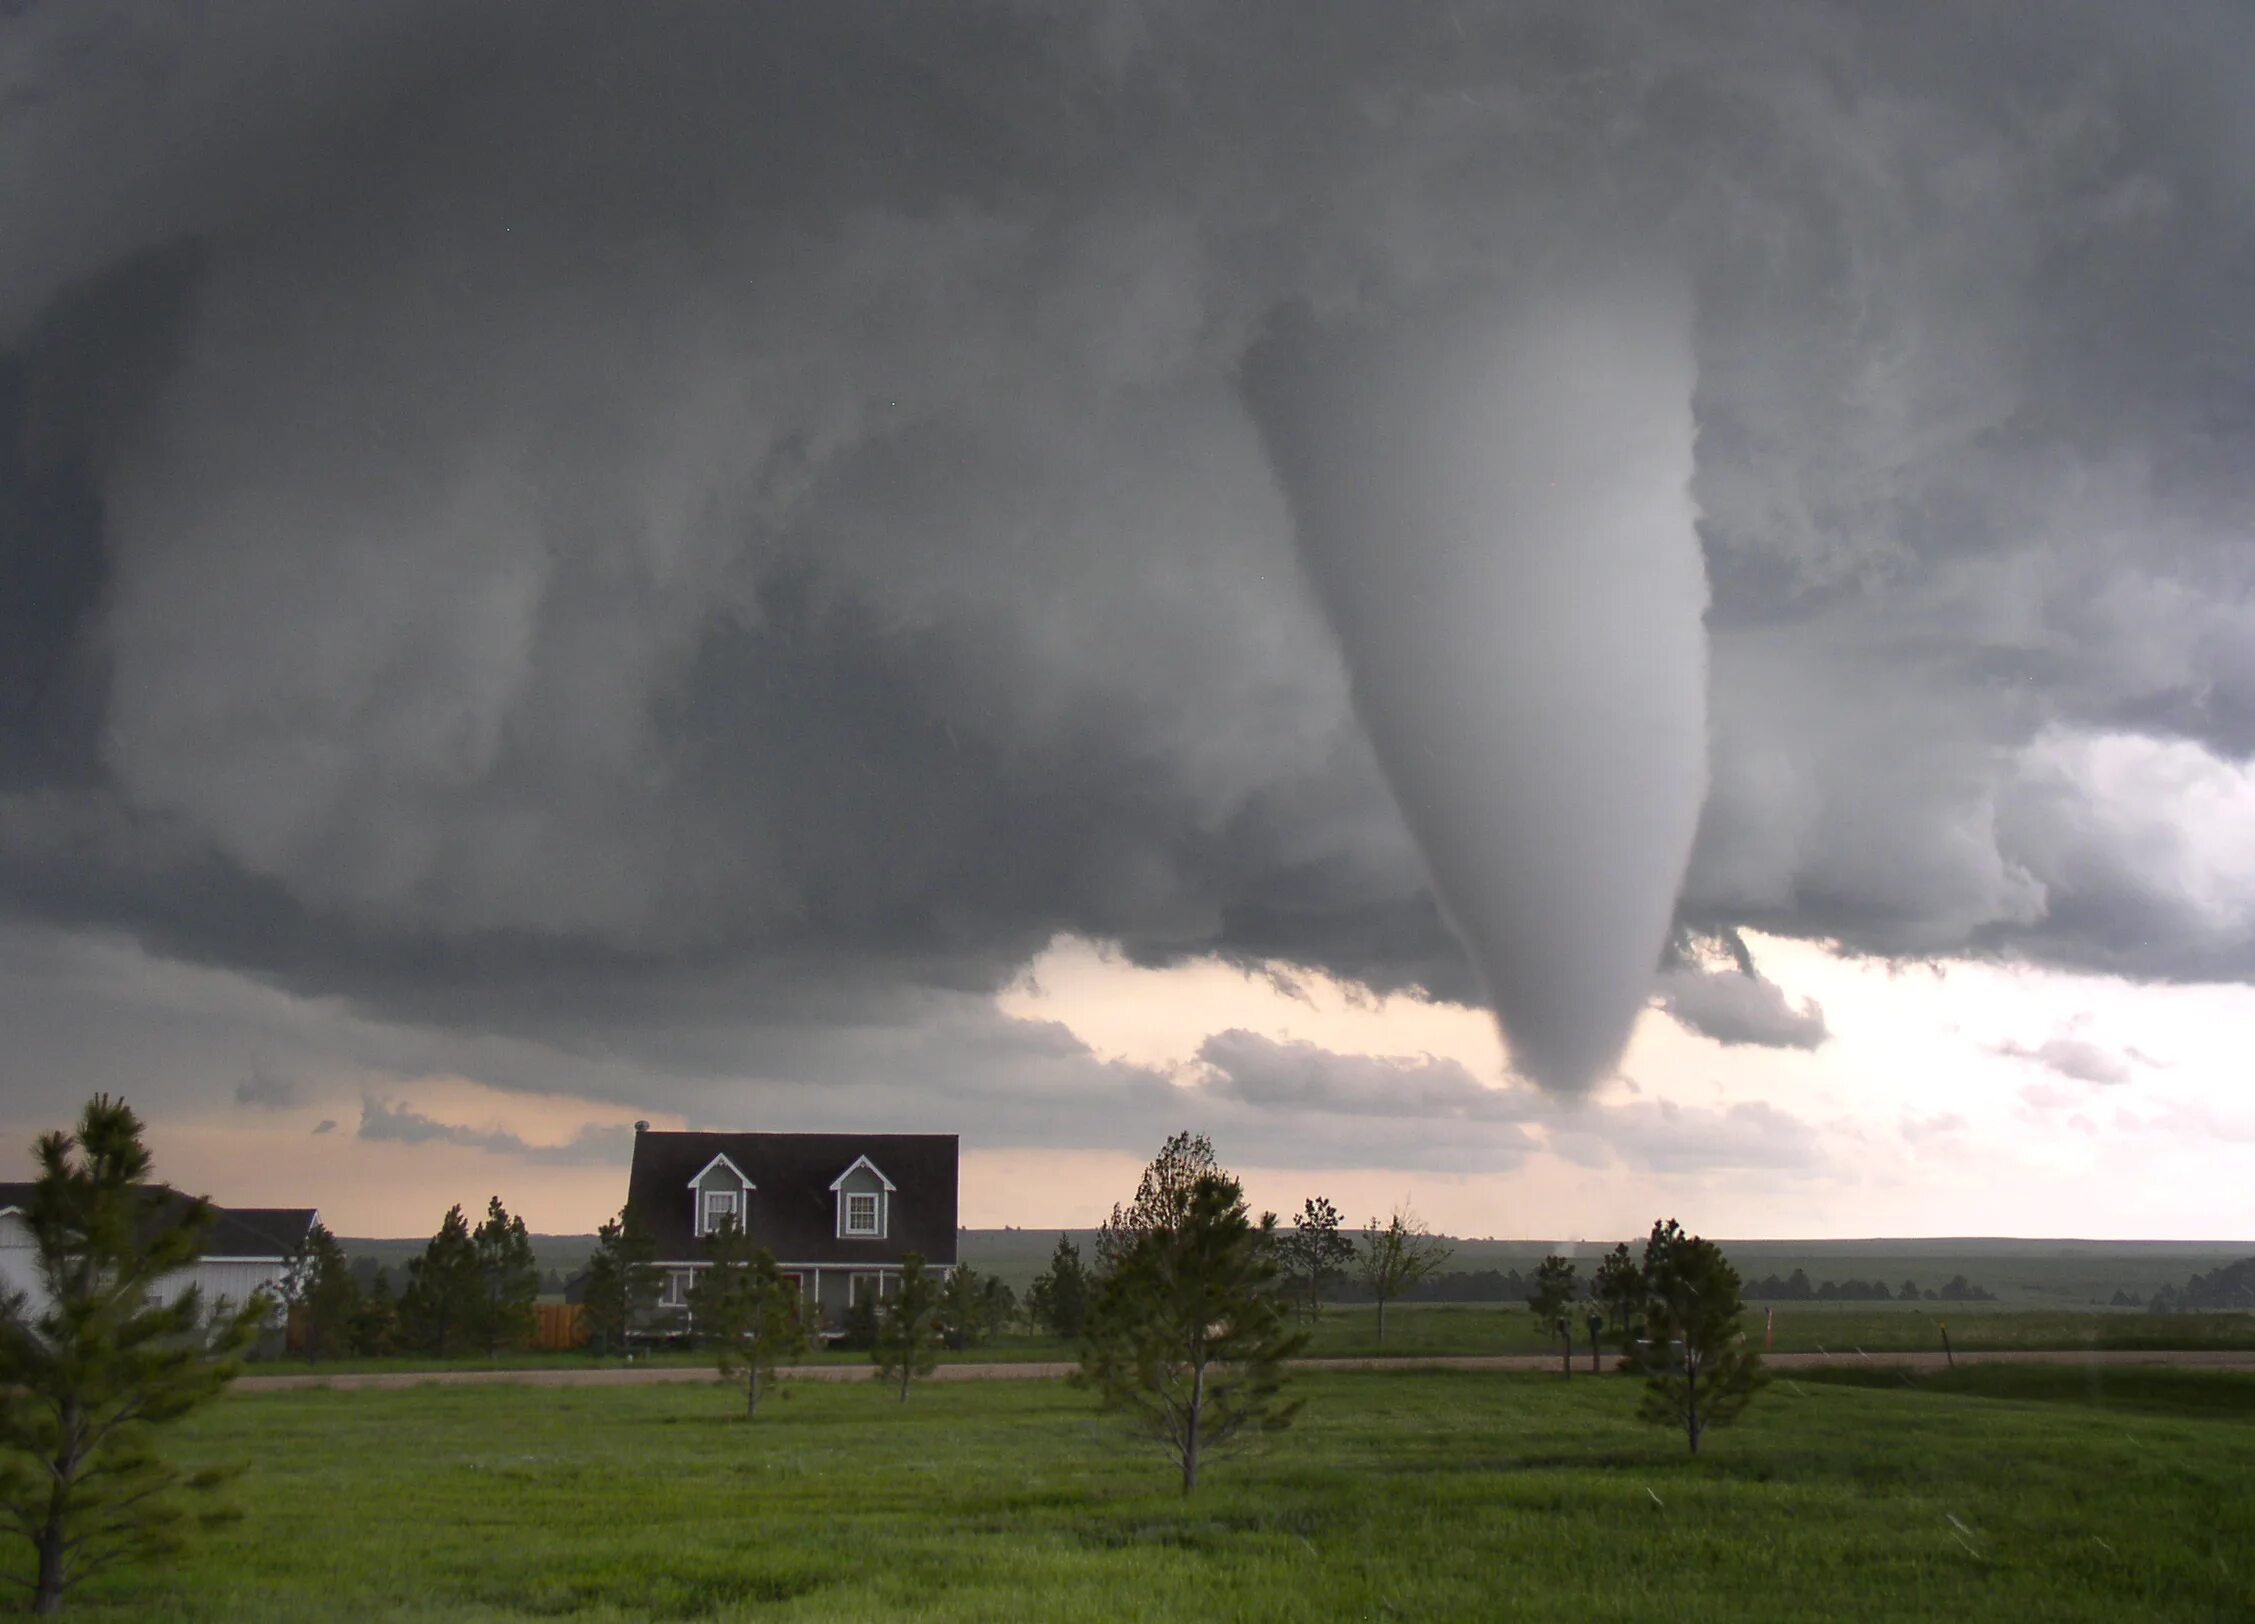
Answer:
[0,1184,318,1325]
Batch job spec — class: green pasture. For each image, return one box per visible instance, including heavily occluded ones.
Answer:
[24,1365,2255,1621]
[1300,1302,2255,1360]
[950,1231,2255,1305]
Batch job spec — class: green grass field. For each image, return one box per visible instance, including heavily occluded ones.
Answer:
[1291,1302,2255,1360]
[27,1365,2255,1620]
[947,1232,2255,1306]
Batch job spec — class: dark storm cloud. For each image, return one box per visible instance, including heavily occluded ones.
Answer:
[4,2,2255,1122]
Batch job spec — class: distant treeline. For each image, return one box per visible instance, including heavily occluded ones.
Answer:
[1301,1265,2007,1306]
[2133,1256,2255,1313]
[1741,1269,1995,1303]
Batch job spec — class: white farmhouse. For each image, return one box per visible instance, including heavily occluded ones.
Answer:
[0,1183,318,1324]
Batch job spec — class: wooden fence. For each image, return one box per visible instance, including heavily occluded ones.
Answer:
[533,1302,587,1352]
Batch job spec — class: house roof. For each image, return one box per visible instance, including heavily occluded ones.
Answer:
[0,1184,317,1261]
[626,1131,957,1266]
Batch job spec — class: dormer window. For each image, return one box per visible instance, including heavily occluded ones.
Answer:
[703,1189,739,1234]
[687,1153,755,1238]
[830,1154,897,1240]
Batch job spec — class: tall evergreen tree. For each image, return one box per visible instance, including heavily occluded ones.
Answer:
[871,1256,944,1401]
[1027,1234,1090,1340]
[1590,1242,1646,1357]
[1526,1255,1580,1378]
[1633,1219,1767,1455]
[296,1223,360,1363]
[398,1205,482,1356]
[579,1207,659,1358]
[469,1197,538,1355]
[687,1220,806,1417]
[0,1096,263,1616]
[350,1265,397,1357]
[976,1275,1018,1342]
[938,1263,995,1351]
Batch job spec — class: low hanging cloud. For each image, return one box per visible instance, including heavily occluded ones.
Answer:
[1195,1028,1541,1123]
[357,1097,629,1166]
[1656,967,1830,1051]
[1653,928,1828,1051]
[232,1068,301,1110]
[1991,1033,2147,1088]
[1193,1027,1821,1177]
[1545,1098,1826,1177]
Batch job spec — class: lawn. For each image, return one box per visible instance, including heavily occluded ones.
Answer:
[1297,1302,2255,1360]
[24,1366,2254,1621]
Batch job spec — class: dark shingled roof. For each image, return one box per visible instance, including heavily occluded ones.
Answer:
[0,1184,317,1260]
[626,1131,958,1267]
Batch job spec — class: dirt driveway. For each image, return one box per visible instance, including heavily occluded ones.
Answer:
[235,1346,2255,1394]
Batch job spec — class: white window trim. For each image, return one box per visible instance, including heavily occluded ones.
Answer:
[843,1192,881,1236]
[830,1155,896,1240]
[686,1153,755,1237]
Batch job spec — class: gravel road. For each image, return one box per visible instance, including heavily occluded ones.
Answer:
[234,1346,2255,1393]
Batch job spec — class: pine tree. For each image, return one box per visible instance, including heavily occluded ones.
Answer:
[580,1207,659,1358]
[939,1263,992,1351]
[976,1274,1018,1342]
[1633,1219,1767,1455]
[1080,1162,1308,1493]
[297,1224,359,1362]
[350,1266,397,1357]
[398,1206,482,1356]
[0,1096,263,1615]
[469,1197,538,1356]
[1591,1242,1645,1358]
[687,1220,806,1417]
[871,1256,943,1401]
[1526,1255,1580,1377]
[1027,1234,1090,1340]
[1096,1131,1216,1271]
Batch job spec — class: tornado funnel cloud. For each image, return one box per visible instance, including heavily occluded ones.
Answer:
[1243,288,1709,1092]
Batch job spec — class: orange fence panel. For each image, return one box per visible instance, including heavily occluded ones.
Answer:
[533,1302,587,1352]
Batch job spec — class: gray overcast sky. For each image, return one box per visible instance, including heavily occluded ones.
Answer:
[3,3,2252,1232]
